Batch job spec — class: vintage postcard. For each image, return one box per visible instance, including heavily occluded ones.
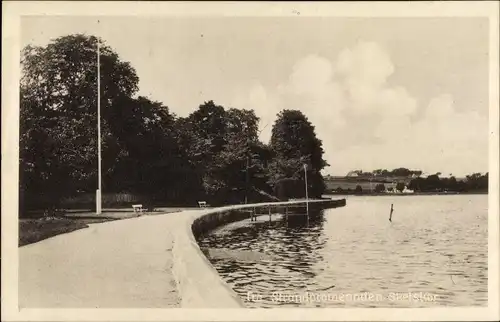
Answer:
[2,1,499,321]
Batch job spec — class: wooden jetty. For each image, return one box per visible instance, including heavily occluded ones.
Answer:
[247,198,346,222]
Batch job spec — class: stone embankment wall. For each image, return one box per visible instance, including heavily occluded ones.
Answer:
[171,199,346,308]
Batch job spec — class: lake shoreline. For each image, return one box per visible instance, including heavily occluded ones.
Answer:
[200,194,488,308]
[324,191,488,197]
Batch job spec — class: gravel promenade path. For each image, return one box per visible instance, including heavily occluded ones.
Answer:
[19,200,340,308]
[19,213,183,308]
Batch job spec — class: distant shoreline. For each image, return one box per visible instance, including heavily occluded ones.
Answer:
[323,191,488,197]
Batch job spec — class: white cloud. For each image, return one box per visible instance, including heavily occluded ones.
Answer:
[336,42,417,118]
[337,41,395,89]
[231,41,487,176]
[287,55,334,95]
[334,94,488,176]
[425,94,455,119]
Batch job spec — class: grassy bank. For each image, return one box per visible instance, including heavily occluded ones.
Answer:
[19,216,117,247]
[19,207,198,247]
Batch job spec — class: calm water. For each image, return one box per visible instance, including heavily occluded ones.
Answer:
[198,195,488,308]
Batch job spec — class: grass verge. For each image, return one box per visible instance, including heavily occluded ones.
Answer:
[19,216,120,247]
[19,207,195,247]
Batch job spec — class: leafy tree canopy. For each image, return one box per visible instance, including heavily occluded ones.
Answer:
[20,34,140,205]
[268,110,328,198]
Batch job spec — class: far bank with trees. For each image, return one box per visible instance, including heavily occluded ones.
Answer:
[324,169,488,195]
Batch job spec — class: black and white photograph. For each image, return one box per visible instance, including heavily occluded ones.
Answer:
[2,1,499,321]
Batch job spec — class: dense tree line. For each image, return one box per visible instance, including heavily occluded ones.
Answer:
[348,168,423,178]
[19,35,327,215]
[337,167,488,194]
[373,168,423,177]
[408,173,488,193]
[327,173,488,195]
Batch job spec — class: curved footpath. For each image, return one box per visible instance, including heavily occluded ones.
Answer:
[19,199,345,308]
[19,213,182,308]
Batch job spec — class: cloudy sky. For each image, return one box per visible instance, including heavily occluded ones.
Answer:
[21,16,490,176]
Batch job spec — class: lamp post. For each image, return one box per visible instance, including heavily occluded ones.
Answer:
[96,38,102,215]
[245,155,249,204]
[303,163,309,216]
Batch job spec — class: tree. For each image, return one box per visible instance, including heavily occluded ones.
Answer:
[185,101,228,162]
[268,110,328,198]
[210,108,271,204]
[105,96,185,202]
[465,172,488,191]
[395,182,405,193]
[374,183,386,193]
[177,103,274,205]
[408,177,425,192]
[447,176,458,191]
[20,34,139,211]
[425,174,441,191]
[274,177,301,200]
[391,168,412,177]
[180,101,229,199]
[407,172,487,193]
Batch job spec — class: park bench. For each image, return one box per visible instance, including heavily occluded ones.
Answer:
[198,201,207,208]
[132,204,146,213]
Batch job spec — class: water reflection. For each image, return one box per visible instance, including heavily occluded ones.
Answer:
[198,210,328,306]
[198,195,488,308]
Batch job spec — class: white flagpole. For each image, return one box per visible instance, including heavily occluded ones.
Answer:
[96,38,102,214]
